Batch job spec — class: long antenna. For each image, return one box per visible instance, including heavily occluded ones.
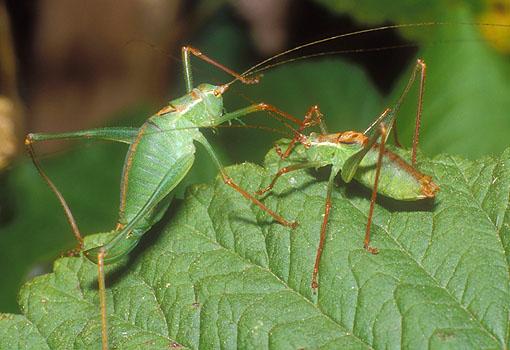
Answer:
[227,21,510,85]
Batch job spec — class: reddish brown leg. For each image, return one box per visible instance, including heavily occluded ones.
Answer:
[311,169,337,290]
[391,59,427,166]
[182,46,260,93]
[182,47,310,134]
[275,105,324,159]
[215,102,304,129]
[97,248,108,350]
[363,123,388,254]
[254,103,305,127]
[199,136,297,228]
[222,173,297,228]
[25,135,84,250]
[363,59,426,166]
[256,161,323,195]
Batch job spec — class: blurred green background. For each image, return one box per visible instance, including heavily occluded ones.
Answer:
[0,0,509,313]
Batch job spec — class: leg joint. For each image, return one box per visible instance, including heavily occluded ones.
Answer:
[182,46,201,56]
[257,102,269,110]
[222,175,233,185]
[325,199,332,212]
[24,133,34,145]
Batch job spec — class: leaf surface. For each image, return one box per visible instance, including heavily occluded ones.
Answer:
[1,146,509,349]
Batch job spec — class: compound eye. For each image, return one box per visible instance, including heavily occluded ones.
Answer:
[214,84,228,96]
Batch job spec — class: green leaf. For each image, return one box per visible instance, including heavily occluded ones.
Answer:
[2,145,509,349]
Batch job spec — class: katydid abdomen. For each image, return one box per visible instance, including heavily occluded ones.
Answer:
[353,145,437,200]
[119,116,197,232]
[304,131,437,201]
[86,119,198,264]
[86,83,229,263]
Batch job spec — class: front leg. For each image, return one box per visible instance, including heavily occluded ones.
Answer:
[197,135,298,228]
[181,46,260,93]
[275,105,326,159]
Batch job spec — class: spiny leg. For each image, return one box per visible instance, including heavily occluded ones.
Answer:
[254,159,332,290]
[97,248,108,350]
[198,136,297,228]
[364,59,426,165]
[25,135,83,249]
[224,177,297,228]
[311,169,337,290]
[391,59,426,165]
[275,105,326,159]
[24,127,138,251]
[363,122,388,254]
[182,46,260,93]
[214,102,303,128]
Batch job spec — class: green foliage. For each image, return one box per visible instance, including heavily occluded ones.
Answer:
[1,145,509,349]
[390,11,510,158]
[315,1,510,158]
[2,1,510,344]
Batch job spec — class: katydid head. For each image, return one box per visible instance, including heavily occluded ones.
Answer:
[193,83,225,124]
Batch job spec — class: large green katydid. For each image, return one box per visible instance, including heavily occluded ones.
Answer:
[25,46,303,350]
[256,59,439,289]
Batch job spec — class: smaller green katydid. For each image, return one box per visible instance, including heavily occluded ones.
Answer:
[256,59,439,289]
